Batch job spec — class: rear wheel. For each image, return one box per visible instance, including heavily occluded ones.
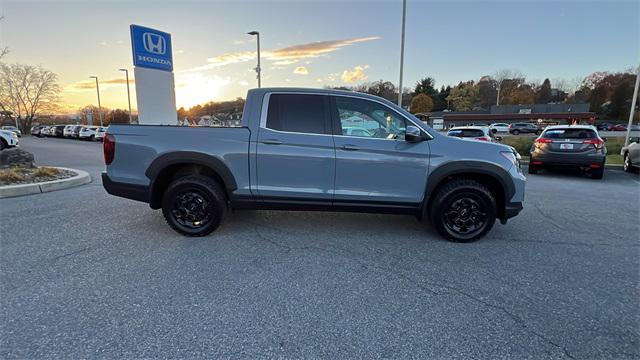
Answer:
[429,179,496,243]
[623,153,633,172]
[527,164,538,174]
[512,130,520,135]
[162,175,227,237]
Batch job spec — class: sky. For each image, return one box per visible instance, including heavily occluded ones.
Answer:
[1,0,638,112]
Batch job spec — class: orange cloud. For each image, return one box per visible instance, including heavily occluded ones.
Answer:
[185,36,380,72]
[66,78,134,91]
[341,65,369,83]
[293,66,309,75]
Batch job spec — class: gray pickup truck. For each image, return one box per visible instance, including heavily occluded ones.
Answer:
[102,88,525,242]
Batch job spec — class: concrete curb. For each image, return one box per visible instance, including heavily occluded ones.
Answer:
[0,167,91,199]
[521,161,623,170]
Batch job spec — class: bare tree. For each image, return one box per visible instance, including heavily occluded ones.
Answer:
[0,63,60,132]
[493,69,524,105]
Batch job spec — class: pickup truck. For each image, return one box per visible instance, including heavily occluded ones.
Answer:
[102,88,525,242]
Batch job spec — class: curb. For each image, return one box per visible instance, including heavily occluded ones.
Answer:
[0,167,91,199]
[521,161,623,170]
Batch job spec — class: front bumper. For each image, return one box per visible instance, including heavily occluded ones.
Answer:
[503,201,523,222]
[102,172,150,203]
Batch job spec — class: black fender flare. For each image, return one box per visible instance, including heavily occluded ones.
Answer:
[423,160,515,213]
[146,151,238,207]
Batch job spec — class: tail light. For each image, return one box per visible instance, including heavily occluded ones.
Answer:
[534,138,553,144]
[103,134,115,165]
[583,138,605,149]
[475,136,490,141]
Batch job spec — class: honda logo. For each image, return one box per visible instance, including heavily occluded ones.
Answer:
[142,32,166,55]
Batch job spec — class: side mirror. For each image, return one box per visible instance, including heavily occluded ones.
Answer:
[405,125,424,142]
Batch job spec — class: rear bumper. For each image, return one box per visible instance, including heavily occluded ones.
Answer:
[530,153,605,167]
[102,172,149,203]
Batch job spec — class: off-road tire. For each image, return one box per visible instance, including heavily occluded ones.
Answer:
[429,179,497,243]
[162,175,227,237]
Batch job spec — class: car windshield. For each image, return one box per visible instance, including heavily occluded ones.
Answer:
[543,128,596,139]
[448,129,485,137]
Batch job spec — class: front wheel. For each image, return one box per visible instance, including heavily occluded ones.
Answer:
[162,175,227,237]
[512,130,520,135]
[429,179,496,242]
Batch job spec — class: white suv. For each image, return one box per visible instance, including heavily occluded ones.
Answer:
[0,129,19,150]
[79,126,99,140]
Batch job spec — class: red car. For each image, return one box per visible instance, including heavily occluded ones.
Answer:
[609,124,627,131]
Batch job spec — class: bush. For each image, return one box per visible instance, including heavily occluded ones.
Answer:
[501,137,533,157]
[0,168,25,182]
[32,167,60,178]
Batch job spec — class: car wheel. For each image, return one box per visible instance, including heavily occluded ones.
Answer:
[89,135,95,141]
[162,175,227,237]
[528,165,538,174]
[429,179,496,243]
[535,130,542,135]
[623,153,633,173]
[512,130,520,135]
[0,139,6,150]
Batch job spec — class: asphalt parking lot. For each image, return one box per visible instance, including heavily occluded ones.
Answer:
[1,137,639,359]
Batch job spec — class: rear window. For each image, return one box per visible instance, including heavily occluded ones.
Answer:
[448,129,485,137]
[543,128,596,139]
[266,94,327,134]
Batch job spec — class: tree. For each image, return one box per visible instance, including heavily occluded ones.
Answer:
[447,81,479,111]
[493,69,524,105]
[0,63,60,133]
[109,109,130,124]
[414,77,437,97]
[409,94,434,114]
[476,76,497,109]
[536,78,552,103]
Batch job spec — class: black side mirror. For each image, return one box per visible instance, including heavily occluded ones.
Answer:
[405,125,424,142]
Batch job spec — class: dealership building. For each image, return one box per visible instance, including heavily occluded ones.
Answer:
[418,103,595,130]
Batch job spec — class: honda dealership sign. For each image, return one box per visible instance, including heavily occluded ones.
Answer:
[130,24,177,124]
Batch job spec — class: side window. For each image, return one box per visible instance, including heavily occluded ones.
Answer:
[334,96,408,140]
[266,94,327,134]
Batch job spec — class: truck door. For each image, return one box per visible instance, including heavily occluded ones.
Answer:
[256,93,335,201]
[330,95,430,205]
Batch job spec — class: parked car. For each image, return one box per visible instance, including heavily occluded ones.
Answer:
[103,88,526,243]
[0,129,19,150]
[529,125,606,179]
[446,126,495,142]
[79,126,99,140]
[596,123,612,131]
[1,126,22,137]
[629,124,640,131]
[621,136,640,173]
[40,126,51,137]
[609,124,627,131]
[489,123,510,133]
[94,127,107,141]
[71,125,83,139]
[30,125,44,137]
[509,123,541,135]
[342,126,373,137]
[63,125,76,138]
[52,125,66,138]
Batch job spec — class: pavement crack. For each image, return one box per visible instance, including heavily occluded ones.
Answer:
[50,246,91,262]
[533,203,564,231]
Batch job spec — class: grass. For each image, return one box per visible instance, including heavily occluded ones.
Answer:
[606,154,623,165]
[0,168,25,182]
[32,167,60,178]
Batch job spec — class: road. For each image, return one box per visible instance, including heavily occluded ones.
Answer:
[1,137,639,359]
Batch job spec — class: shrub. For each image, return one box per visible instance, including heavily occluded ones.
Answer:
[32,167,60,178]
[0,168,25,182]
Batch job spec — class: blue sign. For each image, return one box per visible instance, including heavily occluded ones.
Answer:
[130,25,173,72]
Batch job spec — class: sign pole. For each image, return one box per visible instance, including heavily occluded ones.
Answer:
[624,64,640,147]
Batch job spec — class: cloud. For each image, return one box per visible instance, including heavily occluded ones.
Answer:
[239,80,249,86]
[99,41,109,47]
[293,66,309,75]
[65,78,133,91]
[183,36,380,72]
[341,65,369,83]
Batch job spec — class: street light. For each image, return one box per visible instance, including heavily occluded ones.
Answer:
[89,76,103,126]
[248,31,261,88]
[118,68,133,124]
[397,0,407,107]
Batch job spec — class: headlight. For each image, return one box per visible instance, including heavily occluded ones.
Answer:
[500,150,521,171]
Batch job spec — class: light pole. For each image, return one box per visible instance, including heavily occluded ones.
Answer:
[397,0,407,107]
[89,76,103,126]
[624,64,640,147]
[118,68,133,124]
[248,31,261,88]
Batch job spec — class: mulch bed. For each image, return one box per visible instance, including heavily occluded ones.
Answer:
[0,167,77,186]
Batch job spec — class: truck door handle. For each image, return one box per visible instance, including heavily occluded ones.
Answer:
[261,139,282,145]
[341,144,359,151]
